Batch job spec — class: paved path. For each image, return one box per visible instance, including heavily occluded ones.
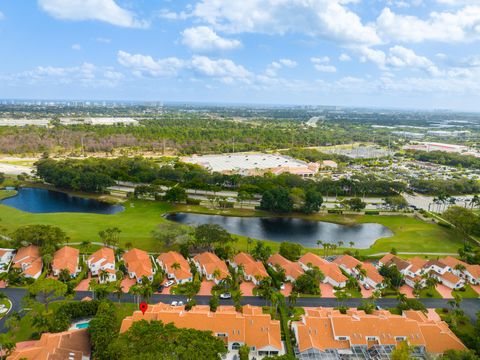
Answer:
[0,288,479,334]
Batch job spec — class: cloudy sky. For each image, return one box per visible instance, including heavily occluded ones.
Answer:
[1,0,480,110]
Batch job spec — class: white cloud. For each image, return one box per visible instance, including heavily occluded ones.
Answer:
[376,6,480,43]
[0,11,5,20]
[71,44,81,51]
[386,45,441,75]
[181,26,241,51]
[265,59,297,76]
[191,55,252,83]
[96,37,111,43]
[117,51,185,77]
[339,53,351,61]
[192,0,380,46]
[1,63,122,87]
[38,0,148,28]
[117,51,252,83]
[311,57,337,72]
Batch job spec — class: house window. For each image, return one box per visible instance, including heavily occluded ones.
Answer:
[232,343,241,350]
[367,337,377,341]
[338,336,348,341]
[217,333,227,337]
[395,337,406,342]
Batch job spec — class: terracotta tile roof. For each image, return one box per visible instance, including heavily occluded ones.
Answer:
[298,253,328,268]
[88,247,115,267]
[12,245,42,277]
[379,253,395,265]
[299,253,346,284]
[363,262,384,284]
[409,257,428,273]
[381,255,411,272]
[194,252,229,279]
[440,256,465,269]
[333,255,362,270]
[233,252,255,266]
[439,271,462,285]
[157,251,192,281]
[243,261,269,279]
[268,253,304,280]
[425,259,449,269]
[7,328,90,360]
[120,303,283,352]
[52,246,79,274]
[466,264,480,279]
[293,308,465,354]
[123,248,153,279]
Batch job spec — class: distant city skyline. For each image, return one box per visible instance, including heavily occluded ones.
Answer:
[1,1,480,111]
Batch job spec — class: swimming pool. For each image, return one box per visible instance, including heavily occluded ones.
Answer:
[75,322,90,329]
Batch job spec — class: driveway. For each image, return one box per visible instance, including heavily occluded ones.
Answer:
[280,282,293,296]
[198,280,214,296]
[240,282,255,297]
[320,283,335,298]
[399,285,415,299]
[121,278,137,293]
[436,284,453,299]
[360,286,374,298]
[74,278,91,292]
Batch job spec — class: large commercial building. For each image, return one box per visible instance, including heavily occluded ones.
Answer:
[183,153,320,177]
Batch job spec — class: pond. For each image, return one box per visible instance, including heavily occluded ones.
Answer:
[166,212,393,248]
[1,187,124,214]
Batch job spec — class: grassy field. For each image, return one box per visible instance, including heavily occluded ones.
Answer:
[0,198,467,256]
[453,285,479,299]
[0,190,17,200]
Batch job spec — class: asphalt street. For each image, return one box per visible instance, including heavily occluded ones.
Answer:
[0,288,479,334]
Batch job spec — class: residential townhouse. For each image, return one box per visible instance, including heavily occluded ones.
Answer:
[52,246,81,278]
[122,248,154,283]
[7,328,91,360]
[379,255,465,290]
[230,252,268,285]
[157,251,192,284]
[192,252,229,284]
[12,245,43,279]
[441,256,480,285]
[120,302,285,359]
[298,252,347,288]
[334,255,384,289]
[291,308,466,359]
[87,247,116,283]
[0,248,15,273]
[267,253,304,282]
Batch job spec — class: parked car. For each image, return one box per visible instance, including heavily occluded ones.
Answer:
[363,283,370,290]
[157,285,164,292]
[280,283,285,290]
[178,301,184,306]
[171,301,178,306]
[219,293,231,299]
[164,280,175,287]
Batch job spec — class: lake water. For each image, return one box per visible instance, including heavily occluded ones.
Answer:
[166,213,393,248]
[1,187,124,214]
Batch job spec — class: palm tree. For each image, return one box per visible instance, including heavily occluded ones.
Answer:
[454,264,466,274]
[413,280,423,298]
[338,241,344,250]
[171,262,181,271]
[349,241,355,248]
[89,279,98,300]
[289,291,299,307]
[247,238,253,252]
[354,264,366,281]
[370,289,382,302]
[316,240,323,255]
[397,293,408,304]
[212,269,221,282]
[139,276,154,302]
[99,269,108,283]
[113,282,123,303]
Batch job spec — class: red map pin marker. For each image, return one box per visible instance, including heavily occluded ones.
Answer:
[139,301,148,315]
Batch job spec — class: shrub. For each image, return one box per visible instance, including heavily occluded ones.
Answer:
[364,210,379,215]
[186,198,201,205]
[328,209,343,214]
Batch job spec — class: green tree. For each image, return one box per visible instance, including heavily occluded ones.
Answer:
[108,320,227,359]
[260,187,294,213]
[391,341,412,360]
[164,186,187,203]
[194,224,234,249]
[302,189,323,214]
[251,241,272,263]
[239,344,250,360]
[440,350,479,360]
[89,301,119,360]
[344,197,366,211]
[279,242,302,261]
[443,206,480,244]
[28,278,67,312]
[293,268,325,295]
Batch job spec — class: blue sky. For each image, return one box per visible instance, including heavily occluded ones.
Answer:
[1,0,480,110]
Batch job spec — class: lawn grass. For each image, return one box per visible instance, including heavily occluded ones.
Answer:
[418,286,443,299]
[0,198,467,256]
[6,300,137,343]
[0,189,17,200]
[452,285,479,299]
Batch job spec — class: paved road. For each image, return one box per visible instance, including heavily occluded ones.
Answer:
[1,288,479,334]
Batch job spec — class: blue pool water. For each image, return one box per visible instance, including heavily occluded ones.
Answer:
[75,322,90,329]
